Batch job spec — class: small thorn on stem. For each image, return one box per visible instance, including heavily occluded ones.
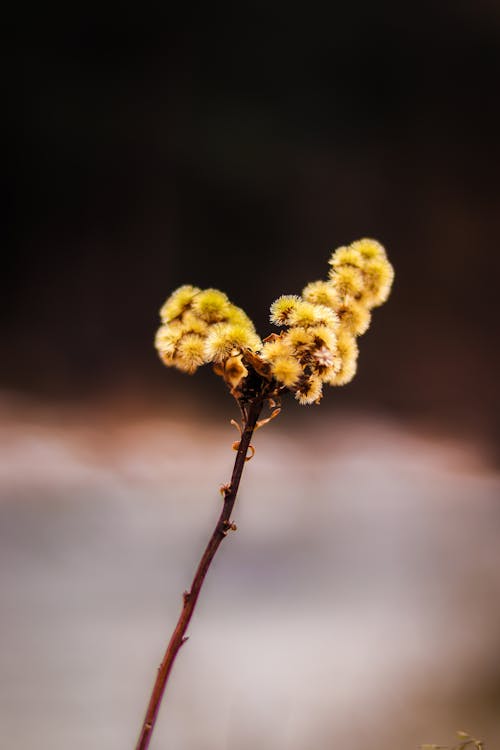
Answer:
[230,418,242,435]
[182,590,191,604]
[245,444,255,461]
[256,407,281,430]
[222,520,238,536]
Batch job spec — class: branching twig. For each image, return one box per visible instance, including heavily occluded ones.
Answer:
[139,237,394,746]
[135,396,264,750]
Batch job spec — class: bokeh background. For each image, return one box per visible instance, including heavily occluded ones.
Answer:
[2,5,500,749]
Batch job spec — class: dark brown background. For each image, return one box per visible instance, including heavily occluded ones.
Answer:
[2,9,500,748]
[4,4,500,448]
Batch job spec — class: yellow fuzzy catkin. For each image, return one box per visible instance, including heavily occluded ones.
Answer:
[328,264,365,297]
[155,324,180,358]
[336,297,371,336]
[295,376,323,405]
[181,311,210,336]
[176,333,207,373]
[191,288,232,323]
[288,301,338,329]
[204,322,262,363]
[360,257,395,307]
[261,336,294,361]
[326,331,358,386]
[270,295,302,325]
[285,326,315,352]
[155,238,393,405]
[155,285,262,381]
[270,355,303,388]
[302,280,339,309]
[329,246,364,270]
[350,238,386,261]
[327,238,394,307]
[309,325,337,351]
[286,300,319,327]
[160,285,201,323]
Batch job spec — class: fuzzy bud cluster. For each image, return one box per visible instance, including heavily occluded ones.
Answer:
[155,239,393,405]
[262,238,394,403]
[155,285,262,376]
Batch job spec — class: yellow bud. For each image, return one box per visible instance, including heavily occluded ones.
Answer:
[328,264,365,297]
[181,311,210,336]
[261,336,294,361]
[361,256,395,307]
[295,376,323,405]
[159,285,201,323]
[270,295,301,325]
[205,322,262,363]
[176,333,207,373]
[349,238,386,261]
[302,280,339,309]
[329,246,364,269]
[288,301,338,329]
[336,297,371,336]
[309,325,337,351]
[270,355,303,388]
[285,326,315,352]
[155,323,183,359]
[191,288,232,323]
[325,331,358,386]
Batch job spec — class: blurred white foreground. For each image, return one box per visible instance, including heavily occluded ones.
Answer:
[0,399,499,749]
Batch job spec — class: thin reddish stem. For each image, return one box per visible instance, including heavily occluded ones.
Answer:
[135,397,263,750]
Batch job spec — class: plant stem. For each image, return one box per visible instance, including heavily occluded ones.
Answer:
[135,396,264,750]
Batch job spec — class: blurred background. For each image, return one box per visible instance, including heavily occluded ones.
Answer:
[2,4,500,749]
